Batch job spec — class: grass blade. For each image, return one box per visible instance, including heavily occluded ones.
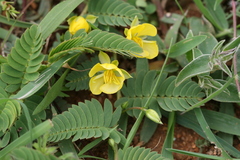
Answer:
[0,120,53,159]
[194,108,231,159]
[38,0,83,40]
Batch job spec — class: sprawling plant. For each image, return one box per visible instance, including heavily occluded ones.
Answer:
[0,0,240,159]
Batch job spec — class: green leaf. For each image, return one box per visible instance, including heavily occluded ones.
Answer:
[223,36,240,51]
[116,71,204,115]
[88,0,142,27]
[193,0,227,30]
[118,146,163,160]
[38,0,83,40]
[1,25,44,93]
[87,29,143,57]
[0,100,21,132]
[164,14,183,46]
[167,148,225,160]
[198,33,218,55]
[0,15,31,28]
[65,56,99,91]
[11,55,74,100]
[48,30,91,63]
[175,54,211,86]
[9,147,59,160]
[194,108,231,158]
[166,110,240,158]
[213,80,240,103]
[0,120,53,159]
[33,64,71,115]
[48,99,123,142]
[168,35,207,58]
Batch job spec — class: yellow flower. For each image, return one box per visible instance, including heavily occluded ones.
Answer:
[89,51,132,95]
[124,17,158,59]
[68,16,90,35]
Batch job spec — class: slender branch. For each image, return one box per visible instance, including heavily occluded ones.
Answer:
[123,40,173,151]
[231,0,240,96]
[232,0,237,38]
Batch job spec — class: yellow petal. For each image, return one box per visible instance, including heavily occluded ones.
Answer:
[89,75,104,95]
[89,63,105,77]
[101,63,118,70]
[128,23,157,38]
[100,77,124,94]
[142,40,159,59]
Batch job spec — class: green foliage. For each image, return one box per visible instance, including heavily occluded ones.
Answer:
[116,71,205,116]
[88,0,143,27]
[9,147,59,160]
[118,146,164,160]
[0,0,240,159]
[87,29,143,57]
[48,30,92,63]
[0,25,44,93]
[65,56,99,91]
[0,100,21,133]
[49,99,124,143]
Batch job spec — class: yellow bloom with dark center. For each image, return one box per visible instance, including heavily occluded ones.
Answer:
[89,51,132,95]
[124,18,158,59]
[68,16,90,35]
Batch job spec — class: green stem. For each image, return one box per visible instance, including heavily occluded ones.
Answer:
[182,77,234,114]
[215,29,233,38]
[123,51,171,151]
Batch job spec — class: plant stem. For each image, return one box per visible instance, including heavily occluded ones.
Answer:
[182,76,234,114]
[215,29,233,38]
[232,0,237,38]
[231,0,240,97]
[123,47,171,151]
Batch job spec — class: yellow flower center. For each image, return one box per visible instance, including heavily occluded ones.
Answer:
[132,36,143,47]
[104,70,120,84]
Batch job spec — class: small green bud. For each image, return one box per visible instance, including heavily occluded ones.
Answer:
[121,101,129,109]
[108,138,115,149]
[144,109,162,124]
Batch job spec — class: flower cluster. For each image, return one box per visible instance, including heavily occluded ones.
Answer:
[68,16,158,95]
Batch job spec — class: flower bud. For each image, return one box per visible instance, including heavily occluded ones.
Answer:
[144,109,162,124]
[121,101,129,109]
[108,138,115,149]
[68,16,90,35]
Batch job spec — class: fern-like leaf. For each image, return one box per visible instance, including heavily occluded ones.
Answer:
[0,25,44,93]
[65,56,99,91]
[9,147,59,160]
[48,98,124,143]
[118,146,164,160]
[0,100,21,133]
[2,95,46,146]
[48,30,93,63]
[87,29,143,57]
[88,0,143,27]
[115,71,205,117]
